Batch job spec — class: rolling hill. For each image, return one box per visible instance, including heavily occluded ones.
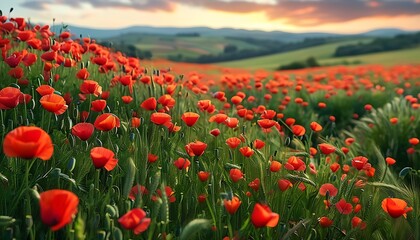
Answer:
[217,40,420,70]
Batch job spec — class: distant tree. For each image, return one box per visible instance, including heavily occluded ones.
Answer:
[224,44,238,54]
[176,32,200,37]
[99,41,153,59]
[306,57,320,67]
[277,57,320,70]
[277,61,307,70]
[334,32,420,57]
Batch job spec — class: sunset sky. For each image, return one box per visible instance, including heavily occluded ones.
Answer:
[1,0,420,34]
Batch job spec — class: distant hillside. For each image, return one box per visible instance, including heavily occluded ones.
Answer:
[362,28,411,37]
[53,24,413,42]
[218,39,420,70]
[334,32,420,57]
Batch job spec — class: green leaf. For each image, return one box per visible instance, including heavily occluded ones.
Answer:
[122,157,136,198]
[399,167,412,179]
[285,174,317,187]
[0,216,16,227]
[180,219,211,240]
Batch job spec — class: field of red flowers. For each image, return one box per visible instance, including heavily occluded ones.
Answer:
[1,16,420,240]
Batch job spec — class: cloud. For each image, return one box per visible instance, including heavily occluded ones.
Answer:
[20,0,420,26]
[20,0,175,12]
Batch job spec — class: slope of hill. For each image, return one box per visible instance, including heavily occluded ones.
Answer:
[217,39,420,70]
[57,24,342,42]
[217,39,371,69]
[103,33,264,59]
[57,24,412,42]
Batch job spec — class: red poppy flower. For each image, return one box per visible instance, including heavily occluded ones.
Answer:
[319,217,333,228]
[0,87,21,110]
[41,51,57,62]
[40,189,79,231]
[118,208,151,235]
[158,94,175,110]
[40,94,68,115]
[381,198,413,218]
[147,153,158,163]
[153,186,176,203]
[185,141,207,156]
[209,113,228,124]
[225,117,239,128]
[129,185,149,200]
[409,138,419,145]
[364,104,373,111]
[140,97,157,111]
[239,146,254,158]
[351,216,366,229]
[19,93,32,105]
[237,108,247,118]
[173,157,190,170]
[150,112,171,125]
[248,178,260,191]
[164,121,181,133]
[253,139,265,149]
[292,125,306,136]
[224,196,241,215]
[335,199,353,214]
[91,99,107,112]
[140,75,151,84]
[210,128,220,137]
[36,85,55,96]
[261,110,276,119]
[80,80,102,97]
[81,111,89,122]
[3,126,53,160]
[229,169,243,182]
[101,91,110,100]
[354,204,362,213]
[284,156,306,171]
[94,113,120,131]
[226,137,242,149]
[278,179,293,192]
[270,161,282,172]
[231,96,243,105]
[92,56,108,66]
[198,171,210,182]
[310,122,323,132]
[90,147,118,171]
[318,102,327,108]
[131,117,141,128]
[8,67,23,79]
[76,68,90,80]
[330,162,340,173]
[385,157,396,165]
[285,118,295,126]
[319,183,338,197]
[71,123,94,141]
[181,112,200,127]
[390,117,398,124]
[251,203,279,228]
[121,96,133,104]
[257,119,276,129]
[22,53,37,67]
[5,53,23,68]
[351,156,369,170]
[197,194,207,203]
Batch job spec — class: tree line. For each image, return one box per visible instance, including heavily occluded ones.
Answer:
[334,32,420,57]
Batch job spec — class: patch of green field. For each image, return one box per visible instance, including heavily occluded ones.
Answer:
[107,34,264,59]
[320,46,420,66]
[218,39,372,69]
